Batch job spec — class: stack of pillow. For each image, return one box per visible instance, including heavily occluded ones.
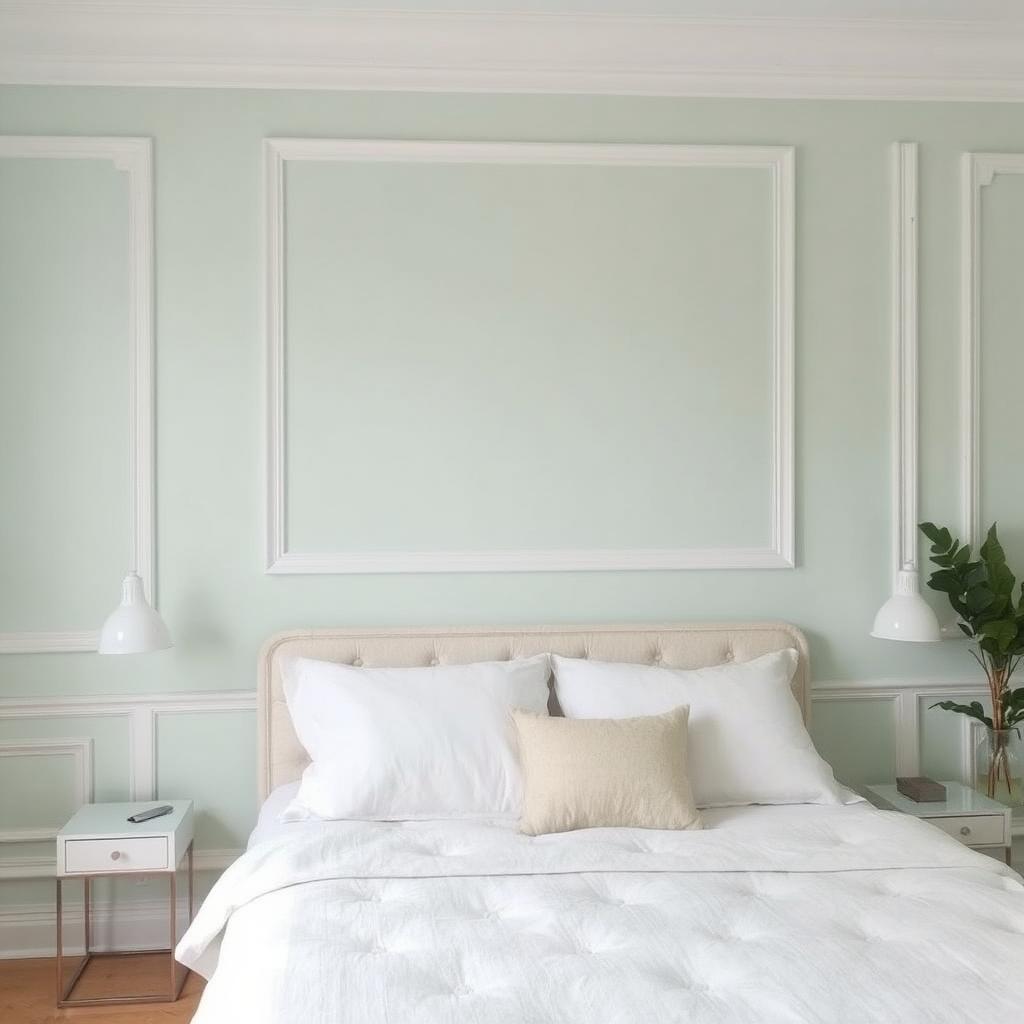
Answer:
[282,650,846,836]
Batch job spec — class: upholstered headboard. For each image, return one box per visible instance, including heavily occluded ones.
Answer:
[257,622,810,800]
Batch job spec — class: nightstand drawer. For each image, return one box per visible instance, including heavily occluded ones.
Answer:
[930,815,1007,847]
[64,836,168,873]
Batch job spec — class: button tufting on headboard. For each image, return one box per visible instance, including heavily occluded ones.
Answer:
[257,622,810,800]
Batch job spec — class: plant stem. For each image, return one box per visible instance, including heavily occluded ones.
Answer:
[986,656,1008,733]
[997,737,1014,798]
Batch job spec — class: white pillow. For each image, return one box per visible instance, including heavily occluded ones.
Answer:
[282,654,551,821]
[552,649,844,808]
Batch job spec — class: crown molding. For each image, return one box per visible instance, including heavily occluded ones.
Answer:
[2,5,1024,99]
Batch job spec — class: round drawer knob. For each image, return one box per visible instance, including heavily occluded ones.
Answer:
[110,850,121,861]
[960,826,971,837]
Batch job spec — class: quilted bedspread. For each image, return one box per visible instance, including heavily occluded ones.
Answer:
[178,803,1024,1023]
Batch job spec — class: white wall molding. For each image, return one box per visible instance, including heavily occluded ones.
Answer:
[3,6,1024,101]
[269,547,795,575]
[2,877,228,958]
[150,698,260,796]
[265,138,795,574]
[0,897,173,959]
[0,690,255,716]
[0,738,93,843]
[0,632,100,655]
[889,142,921,588]
[960,152,1024,548]
[0,690,254,879]
[813,678,991,785]
[812,677,989,693]
[869,140,945,638]
[812,688,904,776]
[0,678,1015,954]
[0,135,155,654]
[0,828,58,843]
[0,700,142,802]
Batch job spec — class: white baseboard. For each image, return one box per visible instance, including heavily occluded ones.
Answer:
[0,857,232,959]
[0,896,197,960]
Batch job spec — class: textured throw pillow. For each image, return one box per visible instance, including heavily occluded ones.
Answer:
[511,705,702,836]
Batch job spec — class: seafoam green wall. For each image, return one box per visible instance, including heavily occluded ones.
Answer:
[2,87,1024,910]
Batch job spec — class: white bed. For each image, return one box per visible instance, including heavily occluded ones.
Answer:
[177,624,1024,1023]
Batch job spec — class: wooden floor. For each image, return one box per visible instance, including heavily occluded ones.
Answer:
[0,956,204,1024]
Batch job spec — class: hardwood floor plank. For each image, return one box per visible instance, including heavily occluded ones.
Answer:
[0,957,203,1023]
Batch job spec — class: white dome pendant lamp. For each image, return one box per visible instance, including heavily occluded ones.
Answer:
[872,564,941,643]
[871,142,940,644]
[99,571,172,654]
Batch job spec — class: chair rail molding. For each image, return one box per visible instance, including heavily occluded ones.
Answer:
[0,135,155,654]
[3,6,1024,100]
[960,152,1024,548]
[264,138,795,574]
[0,681,1012,890]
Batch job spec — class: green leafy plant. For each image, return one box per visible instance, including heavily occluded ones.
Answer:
[920,521,1024,796]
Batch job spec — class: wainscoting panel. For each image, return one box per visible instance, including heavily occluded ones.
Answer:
[969,158,1024,565]
[0,716,129,860]
[266,139,794,573]
[811,693,900,787]
[811,679,1020,828]
[0,680,1018,957]
[0,738,93,844]
[0,136,154,654]
[961,153,1024,554]
[155,707,258,851]
[0,692,253,882]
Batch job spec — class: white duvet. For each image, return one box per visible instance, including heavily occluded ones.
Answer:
[179,801,1024,1023]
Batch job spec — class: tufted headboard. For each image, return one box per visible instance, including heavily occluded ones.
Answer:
[257,622,810,800]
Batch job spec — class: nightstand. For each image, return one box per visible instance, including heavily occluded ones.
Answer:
[866,782,1012,865]
[55,800,194,1007]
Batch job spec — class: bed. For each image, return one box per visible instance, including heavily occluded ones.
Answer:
[177,623,1024,1023]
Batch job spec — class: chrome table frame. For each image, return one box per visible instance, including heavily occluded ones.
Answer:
[56,841,193,1007]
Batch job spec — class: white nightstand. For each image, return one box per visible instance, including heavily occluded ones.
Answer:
[865,782,1012,865]
[55,800,194,1007]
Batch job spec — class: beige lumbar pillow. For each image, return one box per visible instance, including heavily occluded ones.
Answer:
[511,705,702,836]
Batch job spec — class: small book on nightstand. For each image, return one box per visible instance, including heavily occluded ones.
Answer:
[896,776,946,802]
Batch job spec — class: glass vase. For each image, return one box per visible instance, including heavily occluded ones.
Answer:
[977,727,1023,805]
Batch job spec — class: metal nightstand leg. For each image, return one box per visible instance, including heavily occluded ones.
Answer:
[55,876,91,1004]
[168,844,194,1000]
[56,841,194,1007]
